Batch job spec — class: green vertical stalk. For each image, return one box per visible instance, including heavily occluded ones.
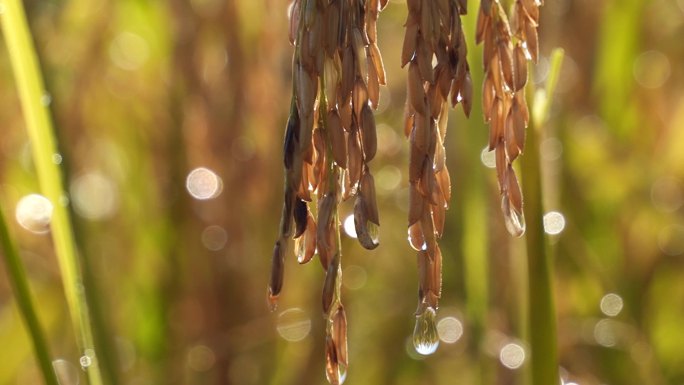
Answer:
[0,205,59,385]
[0,1,104,385]
[461,5,492,384]
[522,49,564,385]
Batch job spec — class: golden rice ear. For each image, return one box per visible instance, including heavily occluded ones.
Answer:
[341,45,354,103]
[367,57,380,109]
[498,41,515,91]
[316,194,335,269]
[511,98,526,152]
[268,239,285,311]
[297,212,317,264]
[360,170,379,225]
[352,78,368,122]
[279,188,295,238]
[525,19,539,63]
[347,128,363,191]
[402,19,419,68]
[325,335,340,385]
[408,61,426,115]
[322,253,339,315]
[293,198,308,239]
[408,183,424,227]
[513,43,528,91]
[354,196,379,250]
[360,104,377,161]
[276,0,386,380]
[327,109,347,168]
[476,0,542,237]
[332,306,348,367]
[369,43,386,85]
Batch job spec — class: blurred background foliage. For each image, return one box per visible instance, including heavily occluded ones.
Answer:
[1,0,684,384]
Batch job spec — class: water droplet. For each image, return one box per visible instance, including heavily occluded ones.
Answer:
[600,293,624,317]
[343,215,357,238]
[413,307,439,355]
[408,223,426,251]
[499,343,526,369]
[41,93,52,106]
[201,225,227,251]
[367,221,379,244]
[59,195,70,206]
[295,235,307,262]
[52,153,63,164]
[276,308,311,342]
[15,194,53,234]
[480,146,496,168]
[79,354,92,369]
[437,316,463,344]
[338,363,348,384]
[502,196,526,237]
[543,211,566,235]
[186,167,223,200]
[52,359,79,385]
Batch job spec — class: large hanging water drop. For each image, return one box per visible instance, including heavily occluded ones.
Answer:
[413,307,439,355]
[502,195,526,237]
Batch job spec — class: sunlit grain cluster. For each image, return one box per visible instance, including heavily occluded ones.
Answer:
[270,0,387,383]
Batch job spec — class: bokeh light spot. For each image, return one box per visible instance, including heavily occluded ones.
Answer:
[437,316,463,344]
[201,225,228,251]
[71,172,119,220]
[541,137,563,161]
[594,319,617,347]
[600,293,624,317]
[376,165,402,192]
[657,224,684,256]
[343,265,367,290]
[186,167,223,200]
[16,194,53,234]
[79,349,94,369]
[52,153,63,164]
[343,215,357,238]
[499,343,526,369]
[481,146,496,169]
[633,50,670,89]
[276,308,311,342]
[543,211,566,235]
[187,345,216,372]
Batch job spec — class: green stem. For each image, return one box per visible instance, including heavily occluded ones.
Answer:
[522,48,564,385]
[0,205,59,385]
[0,1,104,384]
